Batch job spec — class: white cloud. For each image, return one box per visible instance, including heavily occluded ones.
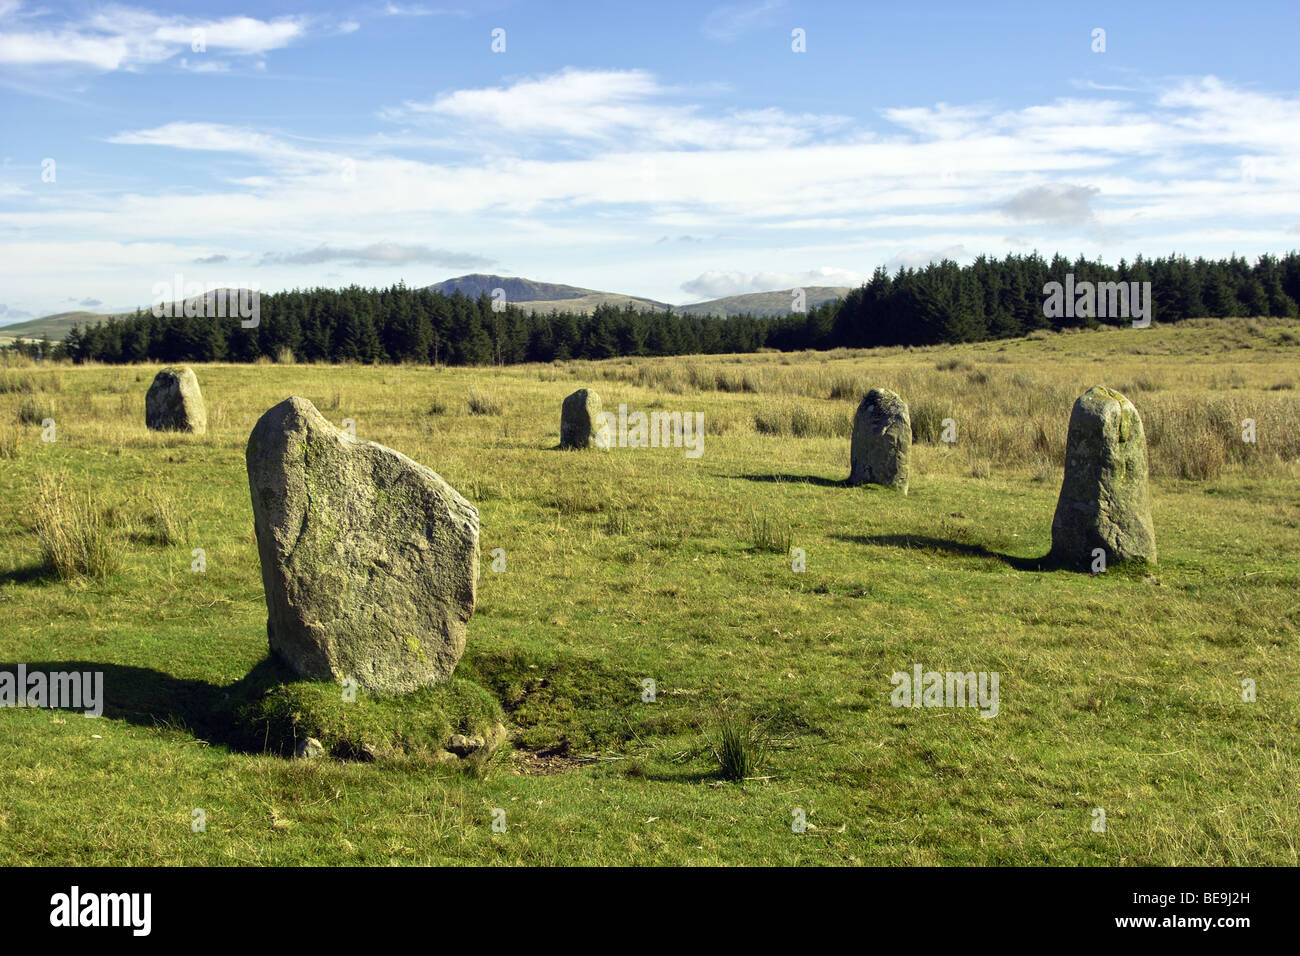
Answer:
[682,267,865,299]
[261,243,492,268]
[998,184,1100,225]
[0,5,306,71]
[6,70,1300,312]
[883,246,970,271]
[178,57,230,73]
[58,75,1300,241]
[135,14,304,56]
[0,302,34,321]
[380,4,468,16]
[383,68,851,150]
[701,1,785,41]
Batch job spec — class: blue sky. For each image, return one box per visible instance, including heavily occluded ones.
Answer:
[2,0,1298,321]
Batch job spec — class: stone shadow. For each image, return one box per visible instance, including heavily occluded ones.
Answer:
[0,656,292,754]
[0,562,51,586]
[834,533,1055,572]
[732,472,847,488]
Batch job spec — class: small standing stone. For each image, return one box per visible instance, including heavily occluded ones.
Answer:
[1050,386,1157,568]
[294,737,325,760]
[560,388,610,449]
[848,388,911,493]
[145,366,207,434]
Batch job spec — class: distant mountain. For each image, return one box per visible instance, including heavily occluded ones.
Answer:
[0,310,112,344]
[427,274,673,313]
[0,290,258,344]
[676,286,853,318]
[1,278,857,346]
[427,275,853,317]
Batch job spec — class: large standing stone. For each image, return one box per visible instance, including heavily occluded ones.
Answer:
[848,388,911,493]
[246,396,479,694]
[560,388,610,449]
[145,366,206,434]
[1050,386,1157,568]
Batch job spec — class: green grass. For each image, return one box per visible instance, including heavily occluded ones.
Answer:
[0,318,1298,865]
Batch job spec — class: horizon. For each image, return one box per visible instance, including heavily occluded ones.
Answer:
[3,1,1300,321]
[6,252,1292,332]
[0,270,863,328]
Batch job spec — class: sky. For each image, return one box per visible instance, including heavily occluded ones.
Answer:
[1,0,1299,322]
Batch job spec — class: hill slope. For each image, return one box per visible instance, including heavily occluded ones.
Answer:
[0,310,112,344]
[428,274,673,312]
[427,275,853,317]
[0,291,262,345]
[676,286,852,317]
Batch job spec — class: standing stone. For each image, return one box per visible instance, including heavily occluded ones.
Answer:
[1050,386,1157,568]
[145,366,207,434]
[246,396,479,694]
[294,737,325,760]
[848,388,911,493]
[560,388,610,449]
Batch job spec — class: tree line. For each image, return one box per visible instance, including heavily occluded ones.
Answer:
[9,252,1300,365]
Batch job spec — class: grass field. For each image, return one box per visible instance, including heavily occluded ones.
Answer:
[1,316,1297,865]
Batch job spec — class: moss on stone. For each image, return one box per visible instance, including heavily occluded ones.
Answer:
[224,658,503,760]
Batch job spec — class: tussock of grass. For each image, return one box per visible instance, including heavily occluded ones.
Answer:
[712,712,769,781]
[0,426,19,460]
[1117,377,1160,393]
[910,399,950,444]
[603,510,631,535]
[466,388,503,415]
[32,472,120,580]
[17,396,55,424]
[714,369,762,393]
[0,370,36,394]
[827,374,863,400]
[544,486,609,515]
[748,510,792,554]
[134,487,187,546]
[754,402,849,438]
[1142,397,1298,480]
